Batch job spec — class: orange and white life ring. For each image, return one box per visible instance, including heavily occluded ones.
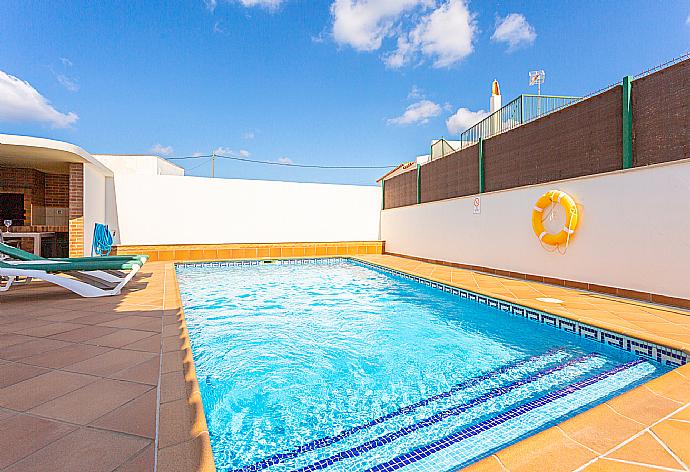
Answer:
[531,190,579,246]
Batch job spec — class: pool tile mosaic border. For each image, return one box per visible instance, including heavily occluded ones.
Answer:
[176,258,688,367]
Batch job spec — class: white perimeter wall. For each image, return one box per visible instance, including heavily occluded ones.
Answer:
[109,175,381,245]
[83,163,107,256]
[381,159,690,299]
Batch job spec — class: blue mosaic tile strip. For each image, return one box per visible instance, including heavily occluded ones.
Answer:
[176,257,347,269]
[289,354,596,472]
[364,358,645,472]
[350,259,688,367]
[233,348,565,472]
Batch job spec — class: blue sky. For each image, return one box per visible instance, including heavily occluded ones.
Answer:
[0,0,688,185]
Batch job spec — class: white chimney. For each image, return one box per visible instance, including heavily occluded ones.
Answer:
[490,80,501,113]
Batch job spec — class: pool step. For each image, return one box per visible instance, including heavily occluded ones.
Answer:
[371,358,656,472]
[235,349,594,472]
[288,354,604,472]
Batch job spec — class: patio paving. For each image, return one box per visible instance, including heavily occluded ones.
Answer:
[0,254,688,471]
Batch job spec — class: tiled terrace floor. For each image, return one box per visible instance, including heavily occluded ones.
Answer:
[0,255,688,471]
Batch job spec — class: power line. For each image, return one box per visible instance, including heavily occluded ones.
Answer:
[166,153,396,169]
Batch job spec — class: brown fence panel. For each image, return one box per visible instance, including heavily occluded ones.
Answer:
[632,59,690,166]
[383,169,417,209]
[420,145,479,202]
[483,87,622,192]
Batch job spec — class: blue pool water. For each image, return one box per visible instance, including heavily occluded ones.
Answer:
[175,260,671,472]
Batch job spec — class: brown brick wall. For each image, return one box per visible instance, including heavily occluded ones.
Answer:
[420,145,479,202]
[484,87,622,192]
[45,174,70,207]
[68,163,84,257]
[0,165,48,224]
[383,169,417,209]
[632,59,690,166]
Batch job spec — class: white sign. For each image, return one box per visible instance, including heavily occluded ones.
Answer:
[473,196,481,214]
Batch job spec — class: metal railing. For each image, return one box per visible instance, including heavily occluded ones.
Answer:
[458,94,581,149]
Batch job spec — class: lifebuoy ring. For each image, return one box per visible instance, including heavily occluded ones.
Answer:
[531,190,579,246]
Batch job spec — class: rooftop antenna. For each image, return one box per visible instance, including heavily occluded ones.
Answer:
[529,70,545,114]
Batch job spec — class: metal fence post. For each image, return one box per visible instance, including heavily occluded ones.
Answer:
[622,75,633,169]
[478,138,485,193]
[416,164,421,204]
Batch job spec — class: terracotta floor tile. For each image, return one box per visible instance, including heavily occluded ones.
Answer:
[0,370,97,411]
[670,406,690,421]
[160,370,187,404]
[123,333,161,353]
[91,388,157,438]
[6,427,150,472]
[558,405,644,454]
[48,325,120,342]
[494,426,597,472]
[581,458,667,471]
[605,431,684,469]
[86,329,157,348]
[0,414,77,469]
[604,385,683,426]
[109,355,161,385]
[36,310,94,322]
[461,455,506,471]
[0,318,52,333]
[16,322,88,337]
[161,349,185,374]
[643,371,690,403]
[157,435,208,472]
[97,315,159,330]
[21,343,112,369]
[650,419,690,465]
[0,361,49,388]
[0,337,73,361]
[0,333,37,348]
[114,444,155,472]
[28,378,153,424]
[64,348,156,376]
[158,398,196,448]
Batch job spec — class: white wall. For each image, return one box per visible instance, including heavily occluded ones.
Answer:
[83,163,107,256]
[94,155,184,176]
[381,159,690,299]
[110,175,381,245]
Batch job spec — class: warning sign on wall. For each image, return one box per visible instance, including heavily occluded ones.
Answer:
[473,196,481,215]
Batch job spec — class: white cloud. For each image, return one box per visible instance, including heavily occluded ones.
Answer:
[406,0,477,68]
[446,107,488,134]
[407,85,424,99]
[239,0,283,8]
[331,0,431,52]
[333,0,477,69]
[60,57,73,67]
[192,151,205,157]
[243,130,256,140]
[205,0,283,12]
[151,144,174,156]
[388,99,442,125]
[491,13,536,51]
[213,147,251,158]
[55,74,79,92]
[686,14,690,24]
[277,156,293,164]
[0,70,78,128]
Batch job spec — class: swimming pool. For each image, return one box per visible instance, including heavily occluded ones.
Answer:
[175,259,671,472]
